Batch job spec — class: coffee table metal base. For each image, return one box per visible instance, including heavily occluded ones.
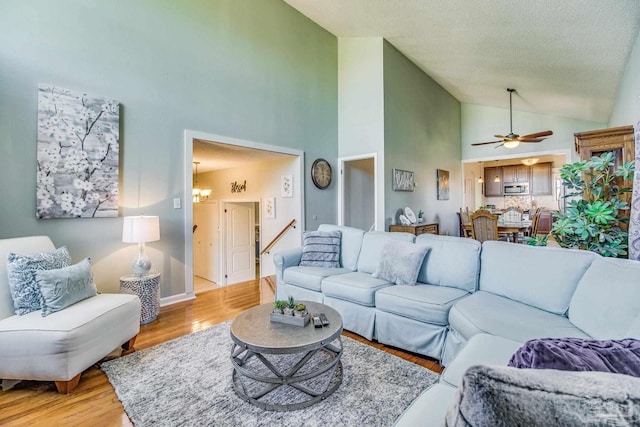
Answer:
[231,337,343,411]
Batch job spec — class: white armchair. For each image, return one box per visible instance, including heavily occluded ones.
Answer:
[0,236,141,393]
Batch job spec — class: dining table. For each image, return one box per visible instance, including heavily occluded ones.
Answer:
[463,219,532,243]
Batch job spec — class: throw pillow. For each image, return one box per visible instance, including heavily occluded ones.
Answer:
[445,365,640,427]
[372,240,429,286]
[6,246,72,315]
[36,258,98,317]
[299,230,341,268]
[508,337,640,377]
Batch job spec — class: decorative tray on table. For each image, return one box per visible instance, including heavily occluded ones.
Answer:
[270,312,311,327]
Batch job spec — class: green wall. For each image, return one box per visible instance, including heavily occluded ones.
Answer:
[383,41,461,235]
[0,0,337,297]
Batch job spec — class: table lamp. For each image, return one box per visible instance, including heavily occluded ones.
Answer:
[122,215,160,276]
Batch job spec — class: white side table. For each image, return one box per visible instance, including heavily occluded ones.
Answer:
[120,273,161,325]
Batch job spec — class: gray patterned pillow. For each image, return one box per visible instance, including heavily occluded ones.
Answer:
[299,230,341,268]
[6,246,72,315]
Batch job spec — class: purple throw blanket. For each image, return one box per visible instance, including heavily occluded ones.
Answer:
[508,337,640,377]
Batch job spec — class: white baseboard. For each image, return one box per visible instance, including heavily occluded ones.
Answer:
[160,292,195,307]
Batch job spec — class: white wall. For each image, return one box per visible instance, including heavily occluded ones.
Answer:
[344,158,375,231]
[609,31,640,127]
[462,104,605,163]
[338,38,386,230]
[197,157,301,277]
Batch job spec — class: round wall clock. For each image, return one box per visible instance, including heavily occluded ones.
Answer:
[311,158,332,189]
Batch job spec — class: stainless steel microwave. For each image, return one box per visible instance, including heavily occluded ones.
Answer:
[503,183,529,195]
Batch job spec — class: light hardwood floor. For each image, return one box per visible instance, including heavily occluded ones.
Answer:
[0,276,442,426]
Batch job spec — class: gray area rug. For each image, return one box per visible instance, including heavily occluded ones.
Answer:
[101,322,439,426]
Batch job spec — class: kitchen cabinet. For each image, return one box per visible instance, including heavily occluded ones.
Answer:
[531,162,552,195]
[483,167,503,197]
[502,165,529,183]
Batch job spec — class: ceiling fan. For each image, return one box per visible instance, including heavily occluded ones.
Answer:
[472,88,553,148]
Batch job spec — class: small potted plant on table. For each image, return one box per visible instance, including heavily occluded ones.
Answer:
[273,300,286,314]
[294,303,307,317]
[284,296,295,316]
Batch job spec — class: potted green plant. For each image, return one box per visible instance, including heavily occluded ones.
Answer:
[418,210,424,223]
[550,152,634,257]
[272,300,286,314]
[293,303,307,317]
[523,234,549,247]
[284,296,295,316]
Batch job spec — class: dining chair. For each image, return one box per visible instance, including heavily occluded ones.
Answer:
[502,207,522,222]
[459,208,472,237]
[470,209,499,243]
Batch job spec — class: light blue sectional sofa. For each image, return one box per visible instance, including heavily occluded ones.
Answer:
[274,224,640,425]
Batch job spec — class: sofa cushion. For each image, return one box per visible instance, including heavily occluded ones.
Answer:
[442,333,523,388]
[509,337,640,377]
[415,234,481,292]
[0,294,140,381]
[376,284,468,325]
[321,271,393,306]
[283,266,352,292]
[299,230,341,268]
[318,224,365,271]
[479,241,596,315]
[395,383,457,427]
[445,365,640,427]
[357,231,415,274]
[372,240,428,286]
[6,246,72,315]
[569,257,640,339]
[36,258,98,316]
[448,291,589,343]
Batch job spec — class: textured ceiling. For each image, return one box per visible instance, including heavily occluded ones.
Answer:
[193,139,293,172]
[284,0,640,123]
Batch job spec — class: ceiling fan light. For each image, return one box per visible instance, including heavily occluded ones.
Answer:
[503,140,520,149]
[521,158,539,166]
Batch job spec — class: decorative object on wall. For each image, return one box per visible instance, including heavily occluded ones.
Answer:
[437,169,450,200]
[281,175,293,197]
[122,215,160,276]
[629,121,640,261]
[36,85,120,218]
[264,197,275,219]
[392,169,414,191]
[231,180,247,193]
[311,158,332,189]
[192,162,211,203]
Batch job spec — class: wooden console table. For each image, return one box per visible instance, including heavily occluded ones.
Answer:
[389,222,439,236]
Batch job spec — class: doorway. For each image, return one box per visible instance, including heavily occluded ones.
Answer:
[183,130,305,300]
[339,153,378,231]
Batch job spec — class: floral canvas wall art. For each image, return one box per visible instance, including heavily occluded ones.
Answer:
[36,85,120,218]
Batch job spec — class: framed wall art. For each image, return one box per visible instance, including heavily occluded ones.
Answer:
[392,168,414,191]
[36,84,120,218]
[264,197,276,219]
[281,175,293,198]
[437,169,450,200]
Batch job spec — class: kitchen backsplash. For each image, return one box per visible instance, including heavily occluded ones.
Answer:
[484,194,558,211]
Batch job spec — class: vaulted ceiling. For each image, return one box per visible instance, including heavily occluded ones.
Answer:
[284,0,640,124]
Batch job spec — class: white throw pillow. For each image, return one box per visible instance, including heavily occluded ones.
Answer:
[373,240,428,286]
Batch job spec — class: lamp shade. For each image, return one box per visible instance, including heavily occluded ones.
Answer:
[122,216,160,243]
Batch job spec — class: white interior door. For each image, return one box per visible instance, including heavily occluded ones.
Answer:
[464,178,475,211]
[193,201,219,282]
[224,202,255,285]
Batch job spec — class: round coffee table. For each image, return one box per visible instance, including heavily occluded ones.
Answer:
[230,301,343,411]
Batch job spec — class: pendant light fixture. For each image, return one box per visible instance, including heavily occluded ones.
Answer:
[192,161,211,203]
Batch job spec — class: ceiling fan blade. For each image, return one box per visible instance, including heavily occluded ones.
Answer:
[520,139,543,143]
[493,135,506,139]
[494,143,505,149]
[471,140,502,146]
[519,130,553,139]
